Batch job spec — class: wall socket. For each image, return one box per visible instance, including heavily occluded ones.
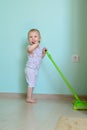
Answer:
[72,55,80,62]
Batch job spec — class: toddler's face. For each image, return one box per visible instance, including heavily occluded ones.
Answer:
[29,31,40,45]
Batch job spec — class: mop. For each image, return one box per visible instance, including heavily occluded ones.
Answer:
[46,51,87,110]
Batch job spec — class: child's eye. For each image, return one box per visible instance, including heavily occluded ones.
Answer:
[29,36,32,38]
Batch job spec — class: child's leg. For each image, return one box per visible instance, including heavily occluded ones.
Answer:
[26,87,36,103]
[25,68,38,103]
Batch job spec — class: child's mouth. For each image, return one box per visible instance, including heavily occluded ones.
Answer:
[32,42,35,44]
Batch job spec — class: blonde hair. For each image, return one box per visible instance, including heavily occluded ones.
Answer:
[28,29,41,43]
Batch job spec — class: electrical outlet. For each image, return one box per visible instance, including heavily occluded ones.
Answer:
[72,55,80,62]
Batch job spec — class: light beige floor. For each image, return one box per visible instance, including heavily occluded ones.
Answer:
[0,97,87,130]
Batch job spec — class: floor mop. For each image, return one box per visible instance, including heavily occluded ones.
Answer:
[46,51,87,110]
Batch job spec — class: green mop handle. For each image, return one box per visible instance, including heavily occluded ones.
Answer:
[46,51,80,101]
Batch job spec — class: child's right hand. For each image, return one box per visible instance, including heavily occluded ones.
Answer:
[28,43,39,53]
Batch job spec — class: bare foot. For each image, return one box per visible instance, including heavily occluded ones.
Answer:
[26,99,37,103]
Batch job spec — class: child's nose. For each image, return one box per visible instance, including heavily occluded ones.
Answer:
[32,37,35,40]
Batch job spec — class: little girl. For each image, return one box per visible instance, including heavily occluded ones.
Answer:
[25,29,47,103]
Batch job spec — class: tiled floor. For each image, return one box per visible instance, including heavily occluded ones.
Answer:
[0,97,87,130]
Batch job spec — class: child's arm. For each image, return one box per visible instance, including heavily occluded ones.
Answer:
[42,48,47,58]
[27,43,39,53]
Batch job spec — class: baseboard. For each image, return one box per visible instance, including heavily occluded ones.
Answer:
[0,93,26,98]
[0,93,87,101]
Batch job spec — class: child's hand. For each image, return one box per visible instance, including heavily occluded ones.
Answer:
[42,48,47,58]
[28,43,39,53]
[44,48,47,52]
[43,48,47,53]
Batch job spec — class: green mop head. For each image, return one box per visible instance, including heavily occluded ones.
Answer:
[73,100,87,110]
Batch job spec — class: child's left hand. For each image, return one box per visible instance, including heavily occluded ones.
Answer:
[42,48,47,58]
[43,48,47,53]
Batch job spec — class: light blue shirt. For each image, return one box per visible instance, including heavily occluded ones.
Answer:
[26,45,43,69]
